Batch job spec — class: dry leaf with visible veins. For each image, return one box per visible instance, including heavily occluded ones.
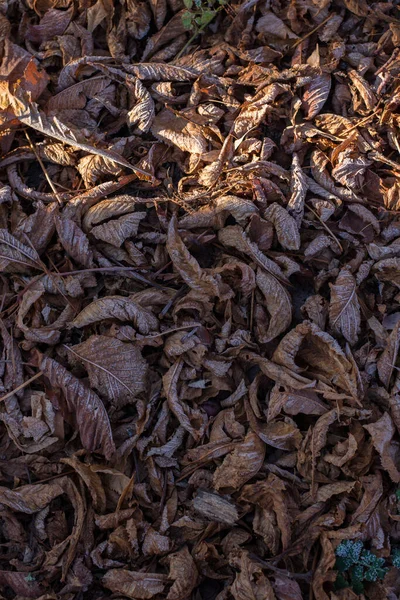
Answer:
[256,268,292,343]
[264,203,300,251]
[213,431,265,491]
[329,266,360,346]
[41,356,115,459]
[67,335,148,404]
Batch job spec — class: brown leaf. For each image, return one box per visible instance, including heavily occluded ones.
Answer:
[287,153,307,226]
[264,203,300,251]
[377,321,400,389]
[70,296,159,334]
[0,228,41,272]
[67,335,147,404]
[193,489,238,525]
[229,550,276,600]
[151,108,207,154]
[166,546,199,600]
[91,211,146,247]
[167,216,225,299]
[163,360,207,440]
[213,431,265,491]
[256,269,292,343]
[40,356,115,460]
[302,73,331,120]
[55,215,94,268]
[103,569,168,599]
[364,412,400,483]
[328,266,360,345]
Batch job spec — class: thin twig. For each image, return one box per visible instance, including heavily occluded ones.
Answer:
[291,13,333,50]
[306,203,343,253]
[0,371,43,403]
[25,130,63,205]
[49,266,168,289]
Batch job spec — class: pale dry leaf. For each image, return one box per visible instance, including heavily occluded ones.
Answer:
[264,202,300,251]
[302,73,331,120]
[287,153,307,226]
[91,211,146,247]
[151,108,207,154]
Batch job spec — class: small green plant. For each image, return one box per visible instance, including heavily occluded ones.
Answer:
[178,0,227,59]
[182,0,227,31]
[335,540,388,594]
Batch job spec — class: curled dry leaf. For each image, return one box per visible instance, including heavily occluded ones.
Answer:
[40,356,115,460]
[213,432,265,492]
[71,296,159,334]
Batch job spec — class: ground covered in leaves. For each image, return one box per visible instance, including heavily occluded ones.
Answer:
[3,0,400,599]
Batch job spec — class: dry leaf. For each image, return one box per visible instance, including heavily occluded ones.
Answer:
[41,356,115,459]
[329,267,361,346]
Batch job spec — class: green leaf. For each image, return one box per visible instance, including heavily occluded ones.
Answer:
[182,11,194,29]
[183,0,193,7]
[334,573,349,591]
[392,548,400,569]
[199,9,215,25]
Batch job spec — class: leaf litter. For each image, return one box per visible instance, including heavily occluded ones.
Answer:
[2,1,400,599]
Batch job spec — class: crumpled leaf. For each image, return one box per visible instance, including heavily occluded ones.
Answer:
[151,108,207,154]
[167,216,227,299]
[40,356,115,459]
[377,321,400,389]
[91,211,146,247]
[103,569,168,599]
[166,546,199,600]
[163,360,207,440]
[213,431,265,491]
[55,214,94,268]
[71,296,159,333]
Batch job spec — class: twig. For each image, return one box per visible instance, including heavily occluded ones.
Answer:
[306,203,343,253]
[0,371,43,403]
[25,130,64,205]
[49,266,168,289]
[291,13,333,50]
[249,554,313,582]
